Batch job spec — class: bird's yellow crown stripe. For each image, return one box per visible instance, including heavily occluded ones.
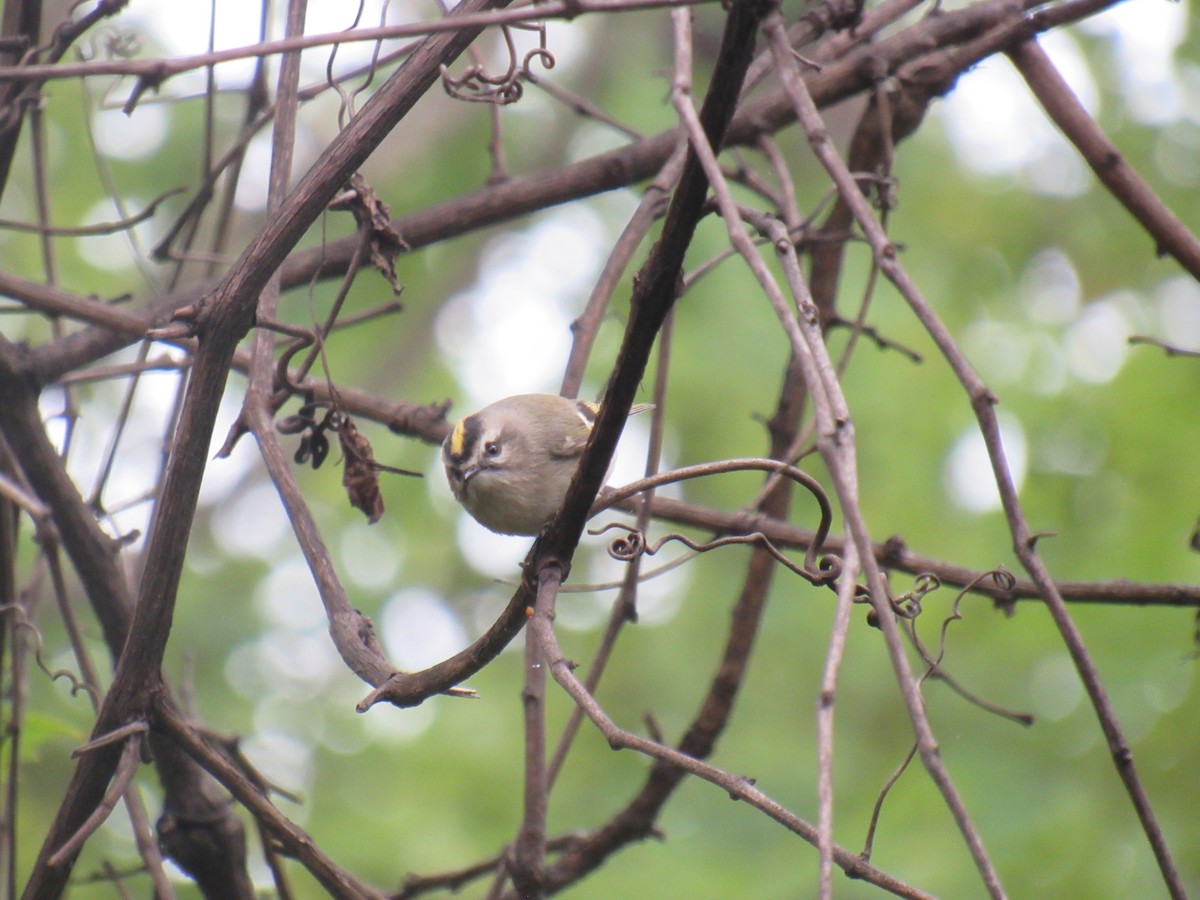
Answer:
[448,418,468,458]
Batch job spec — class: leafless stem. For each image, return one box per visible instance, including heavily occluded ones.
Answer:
[1009,38,1200,280]
[817,537,859,899]
[48,735,143,867]
[762,15,1006,895]
[526,596,935,899]
[511,565,559,898]
[764,12,1186,899]
[154,703,385,899]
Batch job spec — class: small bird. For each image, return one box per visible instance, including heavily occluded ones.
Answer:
[442,393,649,536]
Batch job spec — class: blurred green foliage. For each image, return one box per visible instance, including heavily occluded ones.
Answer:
[4,2,1200,898]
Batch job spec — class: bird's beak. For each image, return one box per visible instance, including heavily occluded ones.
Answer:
[460,464,479,485]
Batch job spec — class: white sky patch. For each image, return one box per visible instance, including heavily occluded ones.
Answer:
[124,0,407,90]
[123,0,265,93]
[454,514,530,578]
[1153,276,1200,350]
[435,206,607,407]
[1080,0,1188,125]
[92,103,170,160]
[1020,145,1091,198]
[41,366,198,546]
[254,554,327,630]
[197,393,262,507]
[1035,417,1107,478]
[124,0,590,90]
[241,729,313,795]
[380,585,468,669]
[1024,332,1069,397]
[360,697,435,744]
[1063,295,1133,384]
[941,11,1190,181]
[1140,651,1194,715]
[943,412,1026,514]
[256,628,341,688]
[1154,120,1200,187]
[962,319,1032,387]
[1029,653,1084,721]
[1019,247,1082,326]
[74,199,142,272]
[939,30,1096,187]
[233,137,271,210]
[211,478,293,561]
[553,590,611,631]
[299,0,422,81]
[339,521,404,589]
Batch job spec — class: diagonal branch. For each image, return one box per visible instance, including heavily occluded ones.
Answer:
[1008,38,1200,279]
[764,12,1187,900]
[21,0,1070,387]
[21,1,509,893]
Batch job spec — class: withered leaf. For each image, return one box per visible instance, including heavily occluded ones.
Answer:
[335,173,408,294]
[338,416,385,524]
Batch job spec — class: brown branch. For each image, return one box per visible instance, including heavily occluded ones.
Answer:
[524,571,936,900]
[493,5,772,894]
[0,0,721,85]
[361,0,763,717]
[22,0,1056,388]
[510,567,557,898]
[818,540,860,898]
[0,189,183,236]
[153,701,384,900]
[763,15,1007,893]
[21,1,510,893]
[47,734,143,867]
[764,13,1188,899]
[0,0,40,200]
[0,338,257,899]
[1008,38,1200,280]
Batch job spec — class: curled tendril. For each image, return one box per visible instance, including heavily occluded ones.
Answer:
[890,572,941,619]
[440,63,525,105]
[602,523,645,562]
[522,47,556,77]
[439,28,556,106]
[593,522,841,589]
[440,24,522,105]
[986,568,1017,596]
[273,332,315,396]
[594,457,842,587]
[0,604,98,704]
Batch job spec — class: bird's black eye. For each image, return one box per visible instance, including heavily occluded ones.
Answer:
[483,440,500,457]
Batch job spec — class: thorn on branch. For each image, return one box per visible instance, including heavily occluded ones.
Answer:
[145,304,200,342]
[1026,529,1056,550]
[727,776,756,800]
[72,720,149,758]
[122,63,169,115]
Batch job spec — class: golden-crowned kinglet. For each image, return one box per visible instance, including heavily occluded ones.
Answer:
[442,393,649,536]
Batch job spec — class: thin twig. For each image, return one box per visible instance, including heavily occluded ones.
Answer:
[762,16,1006,895]
[0,0,723,86]
[511,566,558,898]
[764,13,1185,899]
[526,593,935,899]
[48,736,144,867]
[817,538,859,899]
